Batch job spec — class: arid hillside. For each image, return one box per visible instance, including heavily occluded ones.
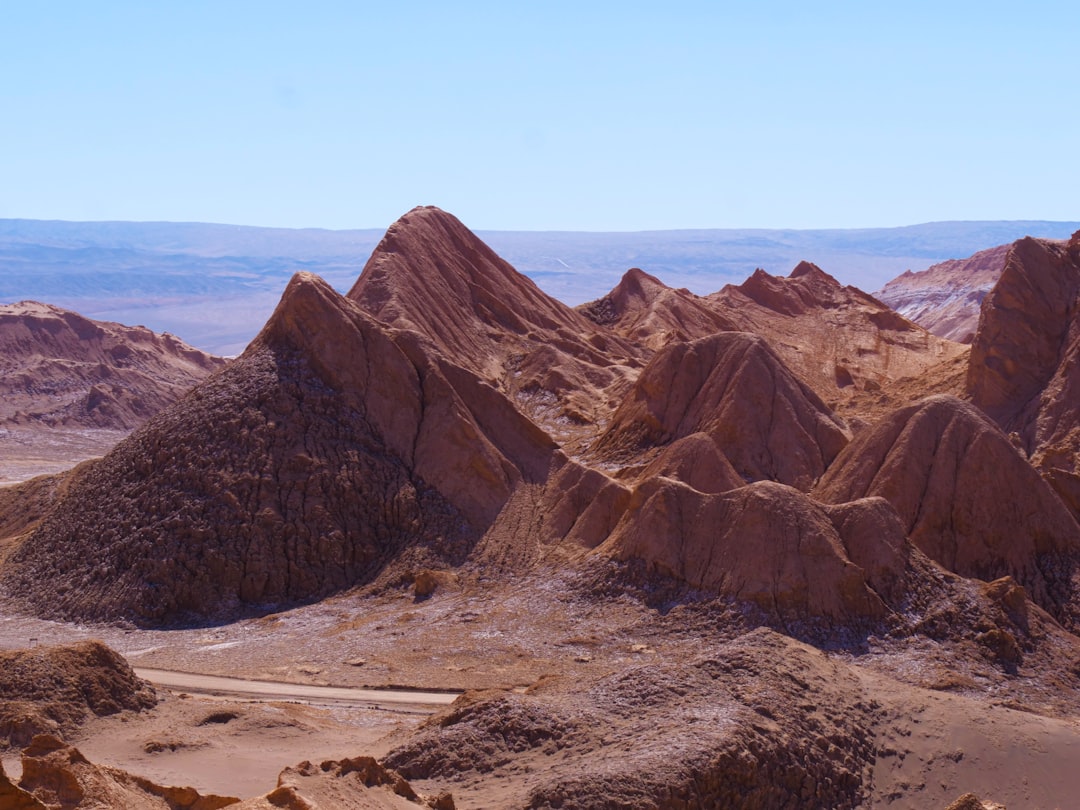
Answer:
[876,244,1010,343]
[0,302,226,483]
[2,210,1080,808]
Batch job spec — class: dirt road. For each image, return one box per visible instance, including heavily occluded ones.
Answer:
[134,667,460,710]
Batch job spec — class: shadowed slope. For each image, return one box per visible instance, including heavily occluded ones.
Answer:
[596,332,849,491]
[0,273,559,625]
[815,394,1080,621]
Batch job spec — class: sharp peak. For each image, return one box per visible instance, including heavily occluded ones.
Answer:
[257,271,356,346]
[615,267,668,293]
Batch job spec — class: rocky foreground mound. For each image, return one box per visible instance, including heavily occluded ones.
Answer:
[0,641,156,748]
[0,301,224,430]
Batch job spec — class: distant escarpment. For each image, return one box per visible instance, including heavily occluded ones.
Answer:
[0,301,225,430]
[876,244,1010,344]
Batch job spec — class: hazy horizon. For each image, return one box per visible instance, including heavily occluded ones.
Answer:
[3,3,1076,232]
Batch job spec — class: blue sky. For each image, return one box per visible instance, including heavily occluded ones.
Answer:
[2,1,1076,231]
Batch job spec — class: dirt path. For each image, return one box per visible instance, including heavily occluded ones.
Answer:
[134,667,461,710]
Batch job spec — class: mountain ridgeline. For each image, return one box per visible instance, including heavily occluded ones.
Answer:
[2,207,1080,650]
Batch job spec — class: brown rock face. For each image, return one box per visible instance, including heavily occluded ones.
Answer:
[0,301,225,430]
[577,267,737,350]
[16,735,237,810]
[385,630,879,809]
[349,206,639,429]
[0,757,48,809]
[707,262,967,422]
[596,332,850,491]
[233,757,435,809]
[966,233,1080,515]
[599,478,894,624]
[815,394,1080,621]
[1,273,559,625]
[0,640,156,748]
[876,244,1010,343]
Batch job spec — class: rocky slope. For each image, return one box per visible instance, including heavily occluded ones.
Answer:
[966,232,1080,515]
[577,266,737,350]
[5,208,1080,807]
[0,641,156,749]
[704,262,968,423]
[0,301,224,430]
[815,394,1080,625]
[594,331,850,490]
[876,245,1010,343]
[349,206,641,431]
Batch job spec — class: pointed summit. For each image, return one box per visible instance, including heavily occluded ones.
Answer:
[706,263,966,423]
[578,267,736,350]
[350,207,639,430]
[349,206,610,378]
[596,332,850,491]
[815,394,1080,622]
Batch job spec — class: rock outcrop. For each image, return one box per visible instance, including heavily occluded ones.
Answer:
[966,232,1080,516]
[707,262,967,421]
[0,301,225,430]
[876,244,1010,343]
[14,735,237,810]
[0,272,564,624]
[0,641,156,748]
[815,394,1080,622]
[599,478,901,625]
[596,332,849,491]
[385,629,878,809]
[577,267,737,350]
[349,206,640,429]
[233,757,447,810]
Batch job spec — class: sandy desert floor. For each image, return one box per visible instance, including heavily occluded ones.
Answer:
[3,569,1080,808]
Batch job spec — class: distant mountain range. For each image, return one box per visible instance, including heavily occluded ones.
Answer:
[2,217,1077,355]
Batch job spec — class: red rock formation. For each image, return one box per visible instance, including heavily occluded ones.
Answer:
[966,233,1080,516]
[16,735,237,809]
[596,332,849,491]
[814,395,1080,621]
[577,267,736,350]
[349,206,639,429]
[0,301,225,430]
[1,272,562,624]
[876,244,1010,343]
[706,262,967,421]
[0,640,156,748]
[599,478,891,623]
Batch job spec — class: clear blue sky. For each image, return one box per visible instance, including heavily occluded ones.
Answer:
[2,1,1076,231]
